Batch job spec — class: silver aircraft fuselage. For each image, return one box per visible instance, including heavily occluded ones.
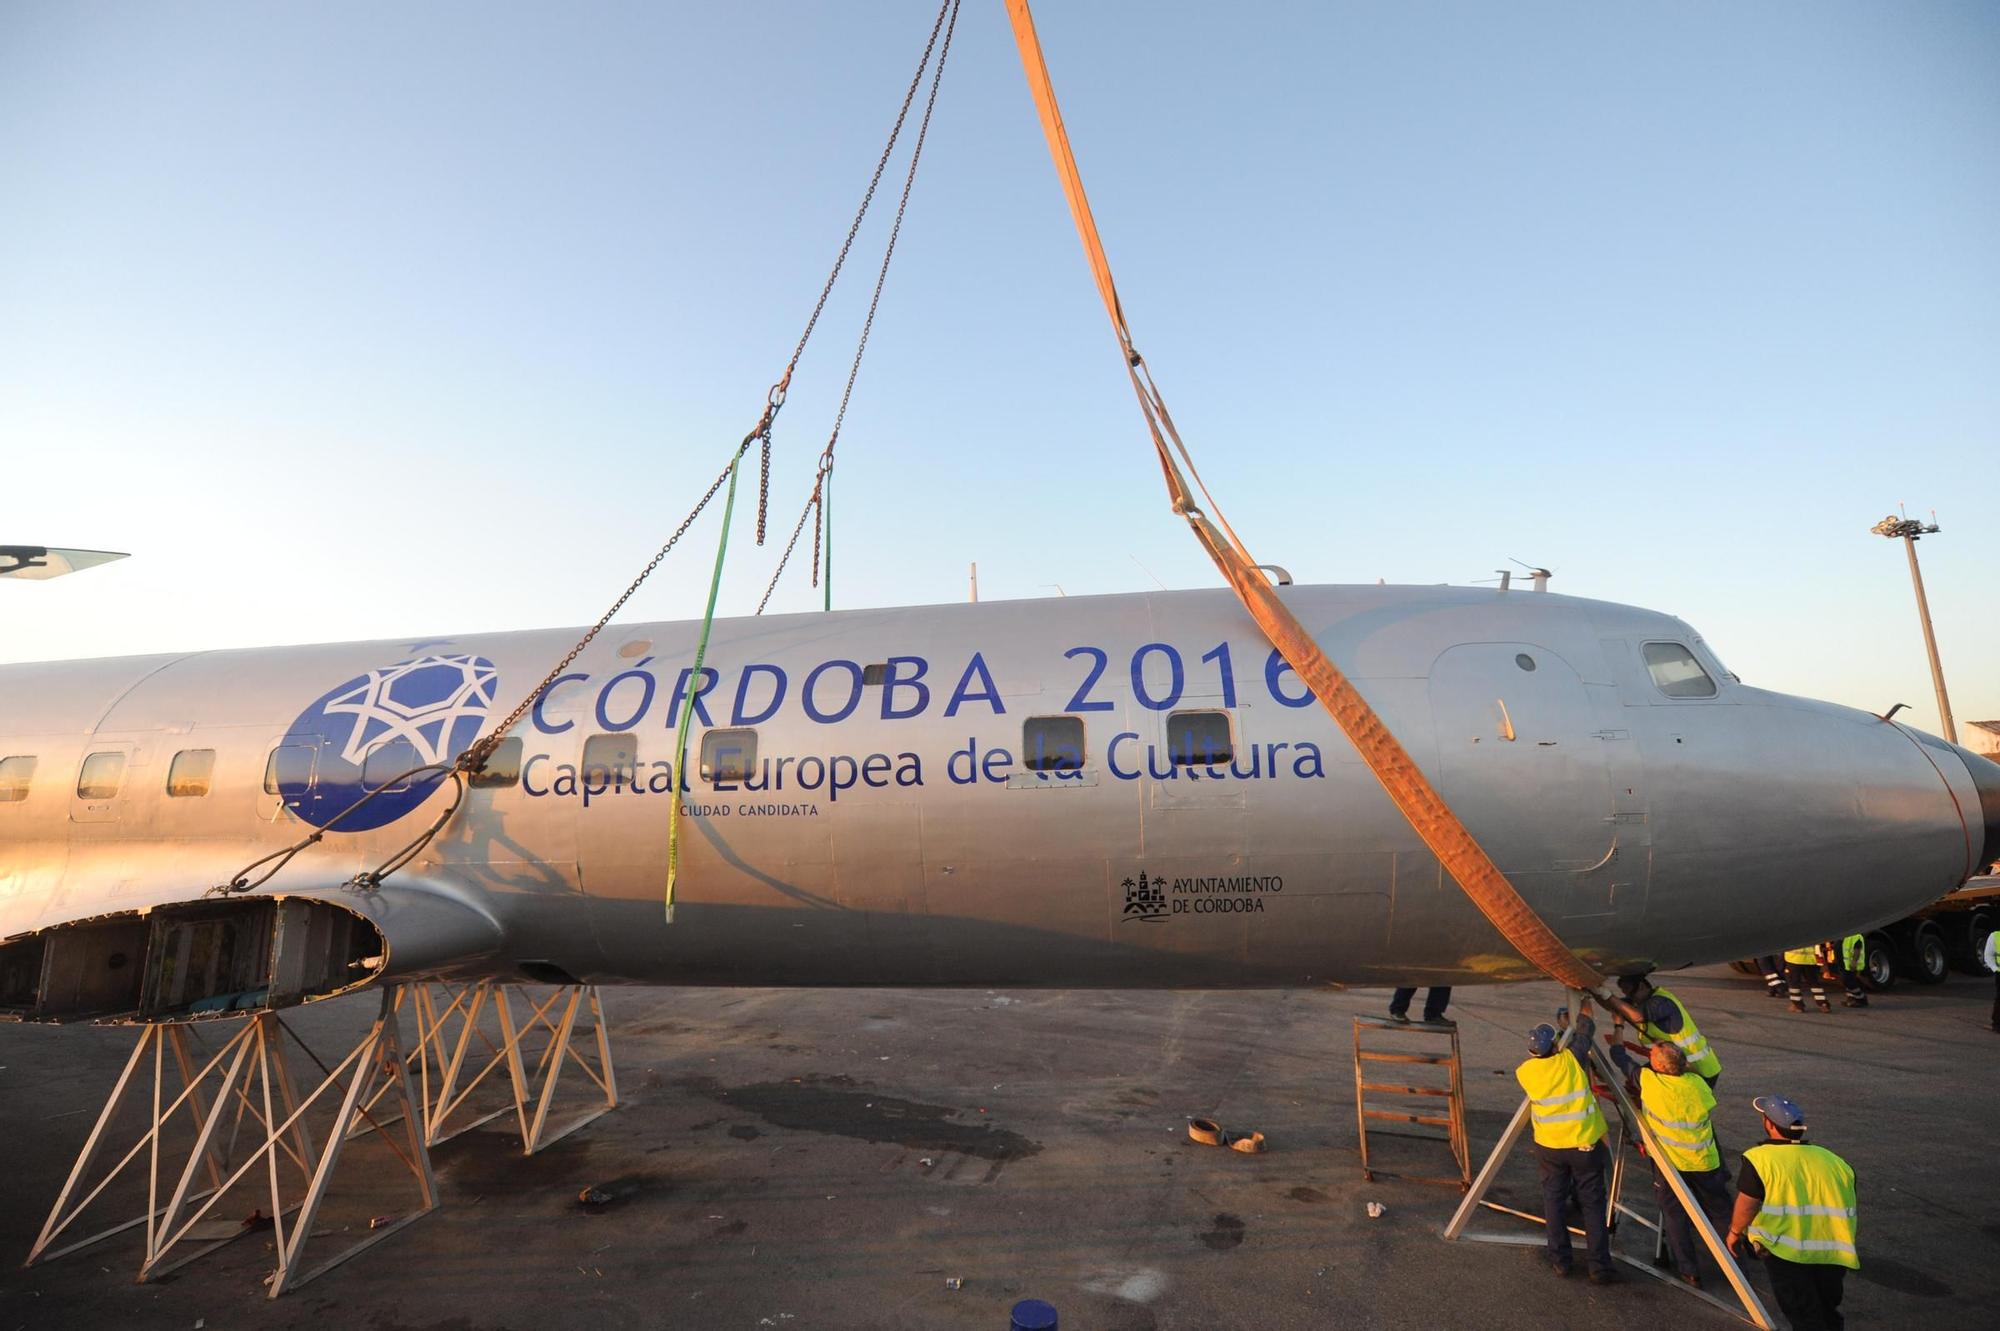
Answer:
[2,585,1996,1024]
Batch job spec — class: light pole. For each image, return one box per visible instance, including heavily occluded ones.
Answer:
[1870,514,1955,742]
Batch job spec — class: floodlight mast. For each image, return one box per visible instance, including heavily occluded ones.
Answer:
[1870,513,1955,743]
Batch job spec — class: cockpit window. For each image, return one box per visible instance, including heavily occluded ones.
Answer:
[1641,642,1718,699]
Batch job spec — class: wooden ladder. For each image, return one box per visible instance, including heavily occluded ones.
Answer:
[1352,1015,1470,1189]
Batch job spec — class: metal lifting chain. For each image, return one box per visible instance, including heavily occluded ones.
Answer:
[756,0,960,616]
[208,0,963,902]
[465,0,960,769]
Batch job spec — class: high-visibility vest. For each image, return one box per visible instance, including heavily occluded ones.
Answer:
[1638,1069,1719,1172]
[1744,1143,1859,1269]
[1783,946,1818,965]
[1515,1050,1606,1150]
[1640,987,1721,1079]
[1841,935,1865,972]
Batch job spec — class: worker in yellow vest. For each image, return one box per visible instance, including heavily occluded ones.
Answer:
[1613,973,1723,1088]
[1985,928,1999,1033]
[1619,1042,1732,1287]
[1727,1095,1858,1331]
[1515,1015,1616,1283]
[1783,945,1832,1013]
[1816,936,1868,1008]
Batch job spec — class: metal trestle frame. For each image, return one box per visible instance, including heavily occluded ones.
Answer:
[367,981,617,1155]
[1442,1015,1774,1329]
[26,989,437,1298]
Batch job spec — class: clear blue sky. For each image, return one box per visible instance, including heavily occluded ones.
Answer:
[4,2,1995,736]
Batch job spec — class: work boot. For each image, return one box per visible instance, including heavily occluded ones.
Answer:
[1815,998,1832,1013]
[1423,1015,1456,1028]
[1841,995,1867,1008]
[1765,986,1787,999]
[1387,1010,1410,1024]
[1678,1272,1702,1289]
[1587,1269,1620,1286]
[1788,999,1806,1013]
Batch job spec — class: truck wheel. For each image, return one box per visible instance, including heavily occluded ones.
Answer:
[1862,933,1895,991]
[1905,921,1950,985]
[1952,909,1993,975]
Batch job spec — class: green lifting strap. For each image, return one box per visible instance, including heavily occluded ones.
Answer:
[664,447,745,922]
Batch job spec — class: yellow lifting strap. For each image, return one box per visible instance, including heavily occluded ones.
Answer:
[1004,0,1609,996]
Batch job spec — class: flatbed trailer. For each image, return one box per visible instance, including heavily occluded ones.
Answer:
[1732,875,1999,989]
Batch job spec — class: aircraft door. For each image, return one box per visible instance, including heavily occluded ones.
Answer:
[1427,644,1631,923]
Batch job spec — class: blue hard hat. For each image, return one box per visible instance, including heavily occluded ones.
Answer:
[1527,1023,1558,1057]
[1752,1095,1806,1131]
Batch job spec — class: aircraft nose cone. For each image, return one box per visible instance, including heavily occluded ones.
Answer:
[1949,742,2000,876]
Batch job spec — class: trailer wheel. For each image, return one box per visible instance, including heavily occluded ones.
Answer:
[1952,909,1993,975]
[1728,959,1761,976]
[1861,933,1896,992]
[1904,921,1950,985]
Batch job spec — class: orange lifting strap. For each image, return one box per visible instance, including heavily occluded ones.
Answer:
[1004,0,1610,997]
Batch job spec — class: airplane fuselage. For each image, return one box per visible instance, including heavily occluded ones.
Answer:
[3,585,1994,1023]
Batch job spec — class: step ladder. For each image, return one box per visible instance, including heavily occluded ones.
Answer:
[1352,1015,1470,1188]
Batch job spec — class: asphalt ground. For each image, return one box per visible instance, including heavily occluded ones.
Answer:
[1,964,1995,1331]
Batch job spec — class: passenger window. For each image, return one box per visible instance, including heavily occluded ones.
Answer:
[701,728,758,783]
[166,749,216,798]
[862,663,889,686]
[362,738,421,792]
[1022,716,1086,772]
[582,733,638,784]
[0,755,35,803]
[467,736,523,789]
[264,744,316,794]
[1167,710,1233,765]
[77,751,127,800]
[1641,642,1718,699]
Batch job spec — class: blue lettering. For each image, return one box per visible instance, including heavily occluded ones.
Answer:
[531,672,588,734]
[1062,646,1116,712]
[1264,649,1313,708]
[880,656,930,720]
[1131,643,1185,711]
[1106,731,1141,780]
[665,668,719,727]
[731,664,788,726]
[944,653,1006,717]
[1200,642,1238,709]
[522,752,551,796]
[594,658,657,732]
[803,660,864,724]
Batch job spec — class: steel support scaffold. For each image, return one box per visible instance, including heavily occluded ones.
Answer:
[1442,1023,1774,1329]
[25,989,437,1298]
[363,980,618,1154]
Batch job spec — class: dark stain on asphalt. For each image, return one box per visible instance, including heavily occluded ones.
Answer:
[712,1219,749,1238]
[680,1074,1041,1167]
[1198,1213,1246,1250]
[728,1124,763,1141]
[1855,1255,1952,1298]
[1287,1186,1330,1204]
[436,1127,591,1191]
